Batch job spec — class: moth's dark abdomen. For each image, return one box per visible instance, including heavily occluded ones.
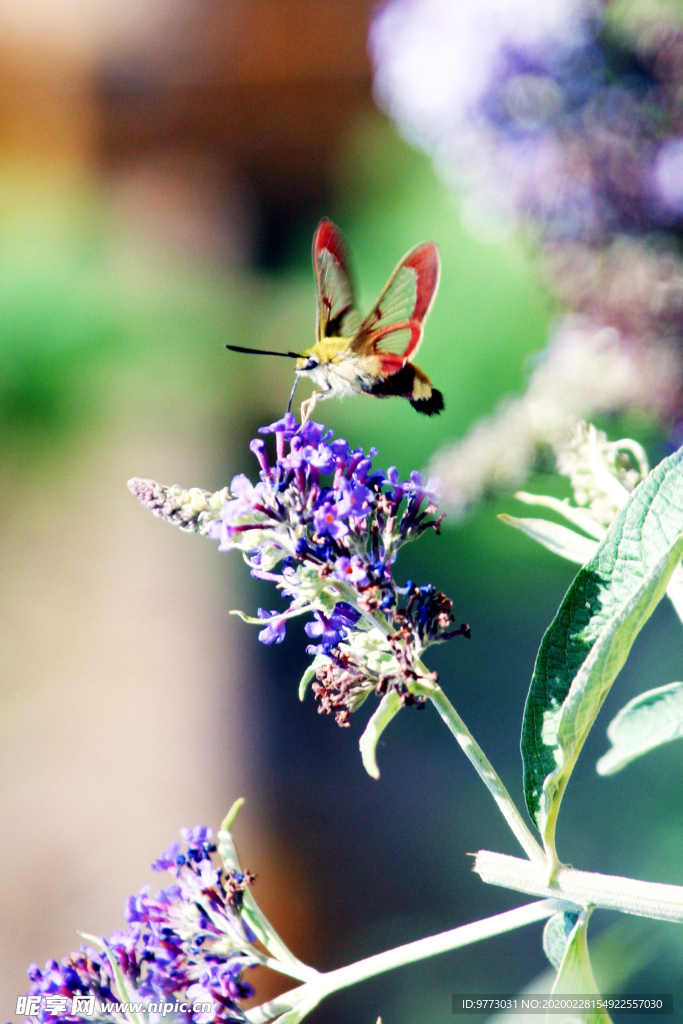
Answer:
[367,364,415,399]
[411,388,444,416]
[366,364,444,415]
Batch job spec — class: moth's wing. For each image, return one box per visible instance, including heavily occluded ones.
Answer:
[351,242,440,374]
[312,219,362,342]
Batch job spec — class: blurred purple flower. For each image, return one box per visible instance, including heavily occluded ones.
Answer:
[372,0,683,509]
[20,827,257,1024]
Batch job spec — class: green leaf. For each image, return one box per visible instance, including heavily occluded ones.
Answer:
[299,662,318,701]
[543,911,580,970]
[597,681,683,775]
[514,492,606,540]
[359,690,402,779]
[551,909,612,1023]
[217,818,313,979]
[220,797,245,833]
[499,514,598,565]
[522,446,683,861]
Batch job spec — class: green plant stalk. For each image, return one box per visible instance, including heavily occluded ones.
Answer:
[419,679,546,866]
[334,579,546,867]
[474,851,683,922]
[245,899,565,1024]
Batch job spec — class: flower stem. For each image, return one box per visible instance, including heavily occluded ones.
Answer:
[313,898,562,991]
[245,899,565,1024]
[333,583,544,865]
[475,850,683,922]
[421,681,546,866]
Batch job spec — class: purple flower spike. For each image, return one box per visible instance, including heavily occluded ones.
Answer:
[330,438,350,459]
[162,414,465,728]
[257,608,287,644]
[223,475,265,520]
[307,444,336,472]
[336,479,374,518]
[423,476,441,504]
[297,420,328,446]
[180,825,214,844]
[313,502,349,539]
[249,438,271,477]
[258,412,299,437]
[333,555,369,586]
[20,824,258,1023]
[151,842,182,872]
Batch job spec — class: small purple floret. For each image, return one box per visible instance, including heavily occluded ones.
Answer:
[313,502,349,539]
[257,608,286,644]
[333,555,369,586]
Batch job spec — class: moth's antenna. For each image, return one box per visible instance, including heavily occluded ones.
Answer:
[287,375,300,413]
[226,344,302,359]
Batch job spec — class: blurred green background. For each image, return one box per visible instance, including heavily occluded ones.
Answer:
[2,2,681,1021]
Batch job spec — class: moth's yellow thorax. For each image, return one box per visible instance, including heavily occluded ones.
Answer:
[297,338,351,368]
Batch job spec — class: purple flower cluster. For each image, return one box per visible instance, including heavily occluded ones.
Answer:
[24,954,116,1022]
[371,0,683,505]
[372,0,683,246]
[208,414,468,724]
[128,415,468,727]
[21,827,257,1024]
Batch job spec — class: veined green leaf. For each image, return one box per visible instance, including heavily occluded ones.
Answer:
[499,514,598,565]
[551,909,612,1024]
[505,505,683,620]
[359,690,402,779]
[522,446,683,861]
[597,682,683,775]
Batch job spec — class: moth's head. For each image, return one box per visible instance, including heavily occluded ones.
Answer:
[295,352,319,374]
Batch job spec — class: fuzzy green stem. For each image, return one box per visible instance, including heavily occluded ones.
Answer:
[422,682,546,866]
[475,850,683,922]
[245,899,565,1024]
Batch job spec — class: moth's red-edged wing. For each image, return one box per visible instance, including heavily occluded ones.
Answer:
[351,242,440,373]
[312,219,362,342]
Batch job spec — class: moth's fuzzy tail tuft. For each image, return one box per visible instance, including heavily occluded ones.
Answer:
[411,388,444,416]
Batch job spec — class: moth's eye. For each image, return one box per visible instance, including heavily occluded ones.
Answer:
[303,357,318,370]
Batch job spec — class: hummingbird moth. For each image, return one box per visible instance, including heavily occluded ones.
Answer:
[227,218,443,422]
